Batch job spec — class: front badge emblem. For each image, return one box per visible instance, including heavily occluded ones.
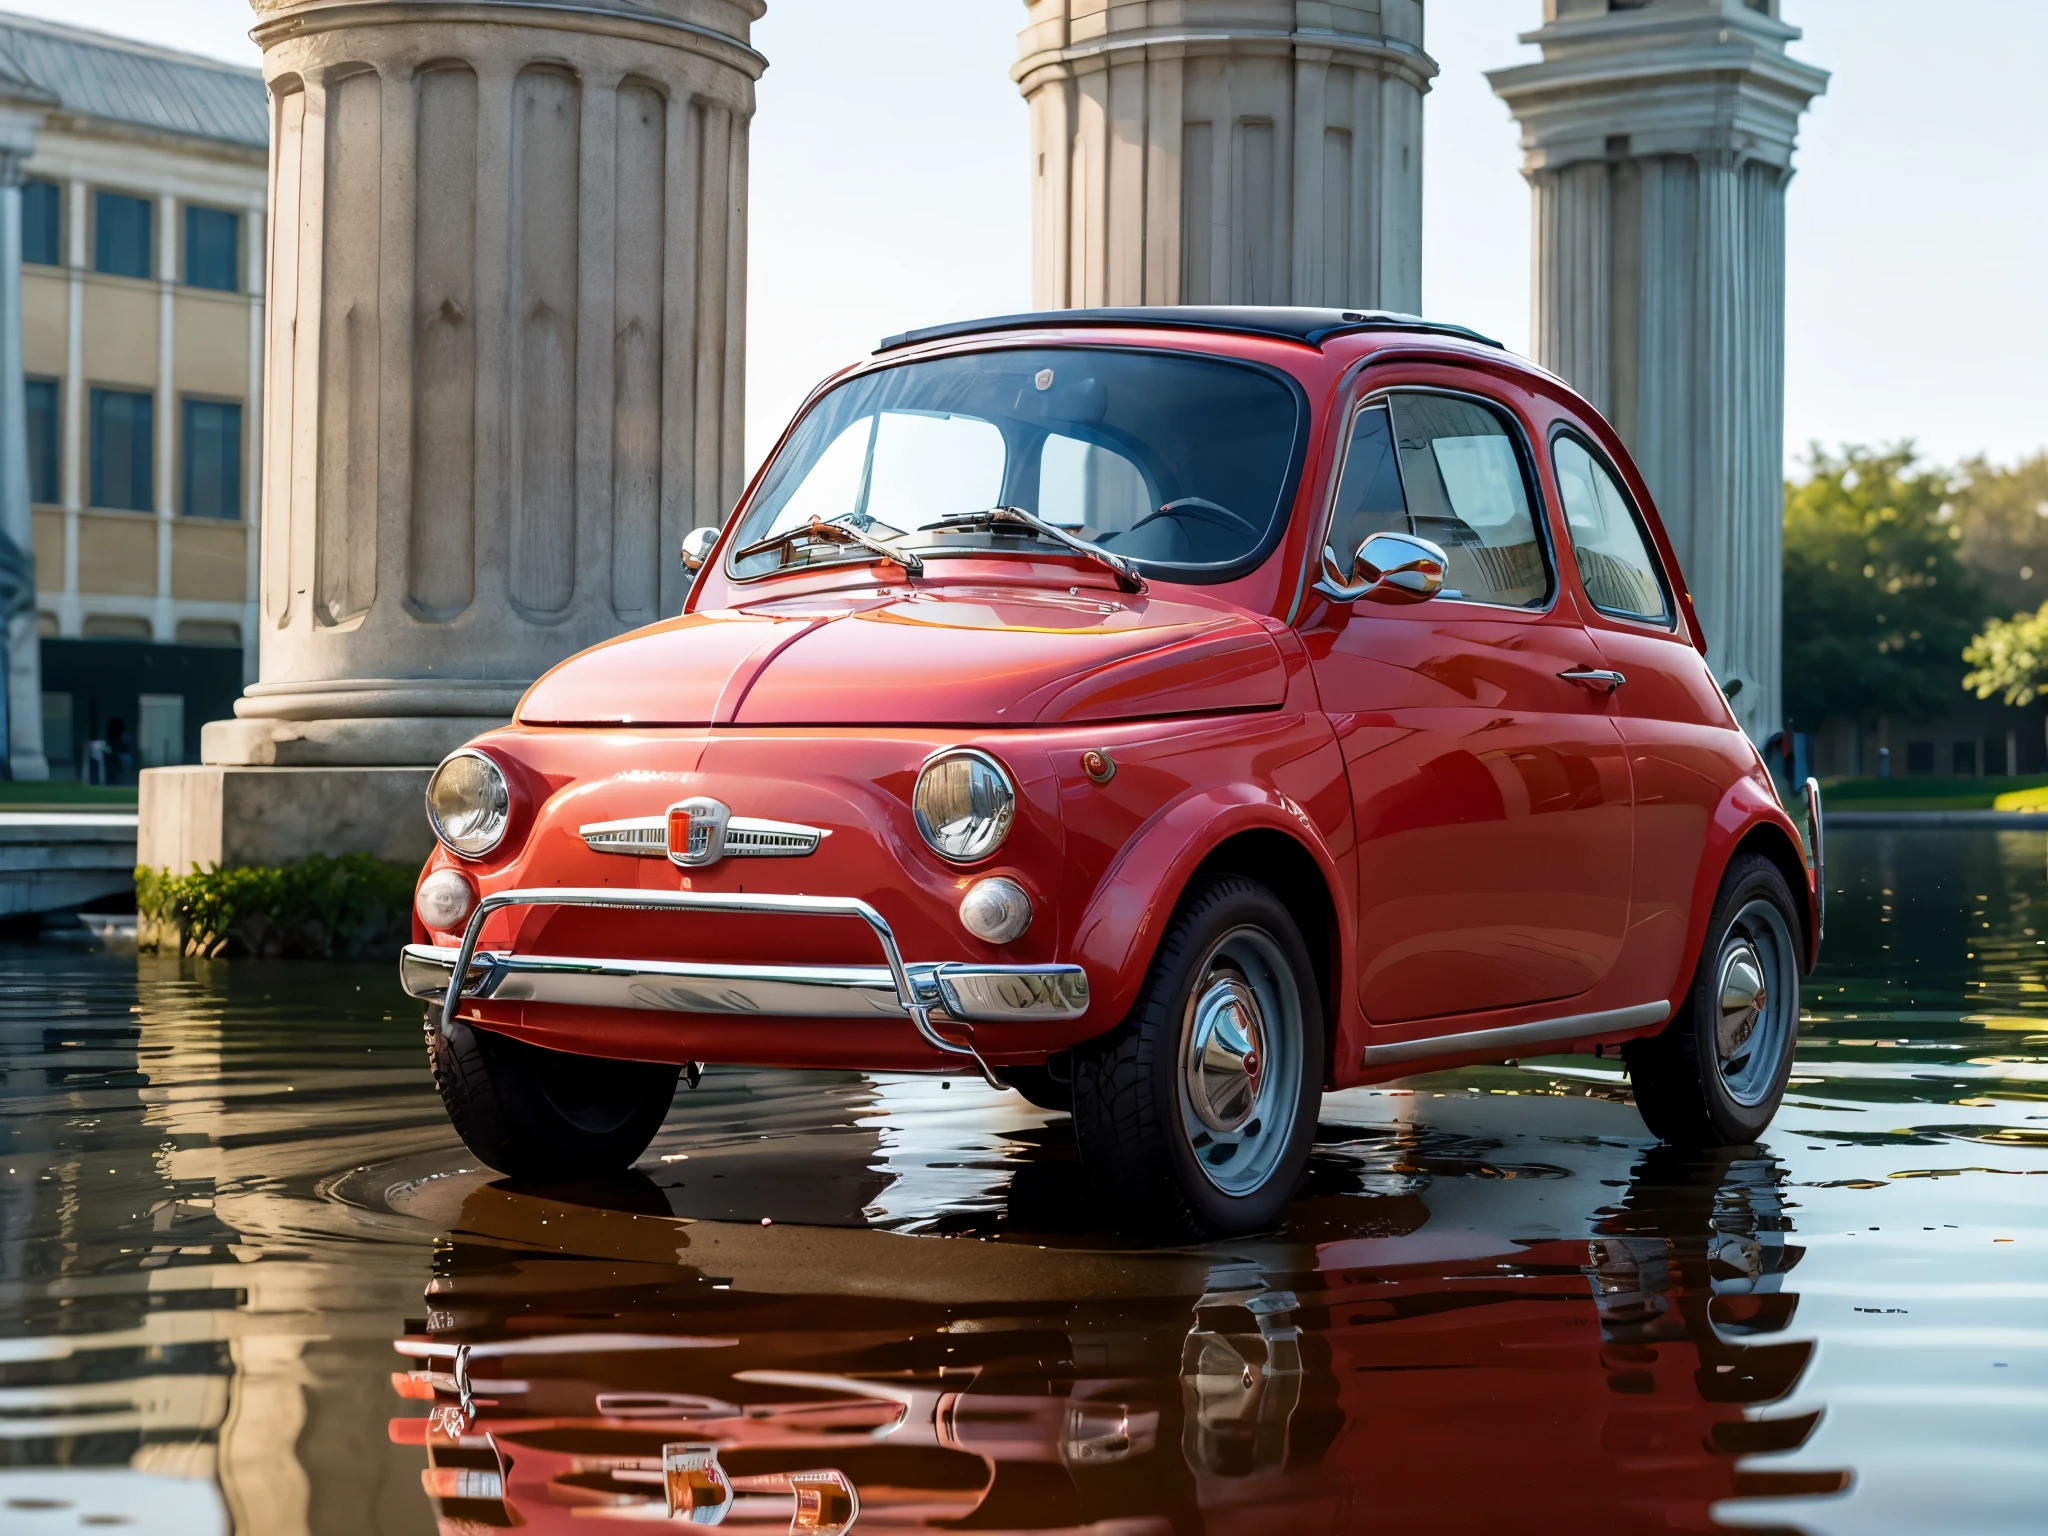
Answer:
[667,797,732,867]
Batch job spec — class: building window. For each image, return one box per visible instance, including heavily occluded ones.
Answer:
[22,180,61,266]
[1905,740,1936,775]
[138,693,186,768]
[1953,740,1978,776]
[175,620,241,646]
[25,378,59,505]
[184,206,240,292]
[94,191,153,279]
[40,693,74,770]
[89,388,154,511]
[181,399,242,520]
[81,615,152,639]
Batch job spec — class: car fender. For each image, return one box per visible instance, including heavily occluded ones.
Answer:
[1070,782,1357,1053]
[1676,775,1820,1003]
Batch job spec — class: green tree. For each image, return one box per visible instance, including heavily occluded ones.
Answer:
[1953,451,2048,615]
[1781,444,1988,731]
[1963,605,2048,708]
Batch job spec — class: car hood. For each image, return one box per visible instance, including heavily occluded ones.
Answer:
[516,584,1288,728]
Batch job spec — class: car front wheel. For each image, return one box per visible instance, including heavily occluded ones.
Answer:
[429,1015,680,1180]
[1624,852,1805,1146]
[1071,874,1324,1239]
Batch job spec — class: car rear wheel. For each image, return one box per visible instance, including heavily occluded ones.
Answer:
[1624,852,1804,1146]
[429,1015,680,1180]
[1071,874,1323,1239]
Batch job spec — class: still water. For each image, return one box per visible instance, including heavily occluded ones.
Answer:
[2,830,2043,1534]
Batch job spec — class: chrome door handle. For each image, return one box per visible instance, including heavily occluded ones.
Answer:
[1559,666,1626,694]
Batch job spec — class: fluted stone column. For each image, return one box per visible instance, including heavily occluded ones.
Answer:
[1490,0,1825,741]
[140,0,763,872]
[208,0,765,769]
[1014,2,1434,312]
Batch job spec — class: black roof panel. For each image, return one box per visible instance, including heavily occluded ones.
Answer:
[877,306,1503,355]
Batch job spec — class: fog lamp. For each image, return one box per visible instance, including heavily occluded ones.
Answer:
[959,877,1031,944]
[416,868,477,932]
[913,749,1015,863]
[426,749,510,858]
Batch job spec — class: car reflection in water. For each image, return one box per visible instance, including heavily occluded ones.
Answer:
[387,1116,1848,1534]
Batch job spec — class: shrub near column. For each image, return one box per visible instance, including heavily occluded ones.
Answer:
[136,855,417,959]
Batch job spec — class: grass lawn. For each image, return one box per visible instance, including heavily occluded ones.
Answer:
[0,781,139,812]
[1821,775,2048,813]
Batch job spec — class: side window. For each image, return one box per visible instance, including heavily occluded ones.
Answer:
[1553,434,1672,625]
[1326,404,1410,560]
[1387,393,1550,608]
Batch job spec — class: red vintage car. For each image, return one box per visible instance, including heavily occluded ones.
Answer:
[401,306,1823,1238]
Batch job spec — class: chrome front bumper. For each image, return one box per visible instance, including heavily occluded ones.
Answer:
[401,887,1089,1064]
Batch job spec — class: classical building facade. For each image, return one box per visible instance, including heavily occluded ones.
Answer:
[3,13,267,777]
[1490,0,1826,742]
[1013,2,1433,312]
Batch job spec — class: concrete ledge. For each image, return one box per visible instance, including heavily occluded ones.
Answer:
[0,812,139,917]
[1826,810,2048,830]
[139,766,435,873]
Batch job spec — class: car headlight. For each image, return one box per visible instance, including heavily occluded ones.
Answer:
[416,867,478,931]
[426,749,510,858]
[959,877,1031,943]
[913,749,1015,863]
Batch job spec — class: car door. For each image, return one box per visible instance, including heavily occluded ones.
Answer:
[1301,387,1634,1025]
[1547,425,1751,1001]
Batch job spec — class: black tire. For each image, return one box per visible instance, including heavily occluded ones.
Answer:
[1071,874,1323,1240]
[1624,852,1804,1146]
[994,1060,1073,1114]
[429,1015,680,1180]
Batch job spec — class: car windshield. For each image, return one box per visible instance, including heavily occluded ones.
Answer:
[729,347,1303,583]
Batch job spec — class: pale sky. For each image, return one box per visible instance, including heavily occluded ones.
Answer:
[17,0,2046,479]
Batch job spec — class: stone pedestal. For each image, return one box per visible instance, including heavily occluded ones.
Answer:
[1489,0,1826,741]
[143,0,765,869]
[140,765,434,873]
[1013,1,1434,311]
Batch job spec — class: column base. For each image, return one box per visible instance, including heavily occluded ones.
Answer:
[202,716,498,767]
[138,765,436,874]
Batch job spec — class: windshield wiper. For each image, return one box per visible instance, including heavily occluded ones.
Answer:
[732,515,924,577]
[920,506,1147,594]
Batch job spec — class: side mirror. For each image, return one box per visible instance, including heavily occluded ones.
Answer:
[1313,532,1448,606]
[680,526,720,574]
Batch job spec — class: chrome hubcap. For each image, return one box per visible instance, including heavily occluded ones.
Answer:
[1184,974,1267,1133]
[1713,899,1799,1108]
[1716,945,1767,1062]
[1176,927,1303,1198]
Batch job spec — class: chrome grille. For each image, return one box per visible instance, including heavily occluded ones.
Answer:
[579,819,668,857]
[579,815,825,860]
[724,823,823,857]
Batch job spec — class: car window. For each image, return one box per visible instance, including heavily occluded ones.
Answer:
[733,347,1303,583]
[758,410,1006,541]
[1326,404,1411,560]
[1553,434,1671,625]
[1039,433,1155,539]
[1384,393,1550,608]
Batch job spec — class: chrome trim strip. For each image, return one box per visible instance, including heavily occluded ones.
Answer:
[401,945,1091,1025]
[1804,775,1825,947]
[1359,1001,1670,1068]
[578,815,828,859]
